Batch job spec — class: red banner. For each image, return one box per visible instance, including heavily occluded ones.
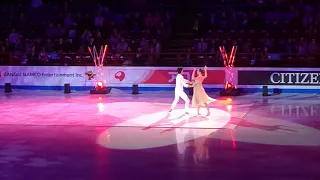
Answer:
[143,69,225,84]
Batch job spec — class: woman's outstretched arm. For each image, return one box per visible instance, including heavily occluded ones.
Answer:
[192,68,196,80]
[204,66,208,78]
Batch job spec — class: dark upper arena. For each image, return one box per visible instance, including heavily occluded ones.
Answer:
[0,0,319,67]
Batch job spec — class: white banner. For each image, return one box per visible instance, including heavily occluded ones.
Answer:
[107,67,155,85]
[0,66,177,87]
[0,66,94,86]
[2,66,318,90]
[0,66,226,87]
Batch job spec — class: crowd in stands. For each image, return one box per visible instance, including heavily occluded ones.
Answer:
[1,0,320,67]
[188,0,320,67]
[0,1,171,66]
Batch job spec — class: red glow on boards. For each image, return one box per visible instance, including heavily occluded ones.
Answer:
[226,83,232,89]
[97,81,103,89]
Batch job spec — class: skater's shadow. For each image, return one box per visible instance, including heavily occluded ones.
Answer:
[142,113,185,130]
[160,115,209,134]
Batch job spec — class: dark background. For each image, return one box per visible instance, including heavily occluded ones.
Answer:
[238,70,320,85]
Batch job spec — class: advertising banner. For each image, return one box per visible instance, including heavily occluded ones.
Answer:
[0,66,225,87]
[238,69,320,86]
[109,67,225,86]
[0,66,90,86]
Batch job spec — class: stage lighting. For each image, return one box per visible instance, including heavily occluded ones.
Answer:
[226,83,233,91]
[220,83,240,96]
[64,83,71,94]
[219,46,240,96]
[97,81,104,90]
[90,81,111,94]
[88,45,110,95]
[5,83,12,93]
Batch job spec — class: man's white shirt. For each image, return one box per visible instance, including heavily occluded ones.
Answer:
[171,73,190,110]
[175,74,188,91]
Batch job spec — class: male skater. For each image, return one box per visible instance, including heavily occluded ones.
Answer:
[169,67,192,113]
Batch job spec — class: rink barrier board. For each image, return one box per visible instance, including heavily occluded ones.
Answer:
[1,85,319,94]
[0,85,222,93]
[0,66,320,93]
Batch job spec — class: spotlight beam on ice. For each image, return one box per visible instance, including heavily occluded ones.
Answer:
[96,102,231,150]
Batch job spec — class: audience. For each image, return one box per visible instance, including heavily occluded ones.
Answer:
[0,0,170,66]
[187,0,320,67]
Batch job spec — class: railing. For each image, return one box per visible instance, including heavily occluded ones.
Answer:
[1,52,320,67]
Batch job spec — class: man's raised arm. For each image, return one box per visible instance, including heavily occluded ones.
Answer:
[182,77,192,87]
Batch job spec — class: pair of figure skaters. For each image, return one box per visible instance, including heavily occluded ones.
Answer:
[169,66,215,115]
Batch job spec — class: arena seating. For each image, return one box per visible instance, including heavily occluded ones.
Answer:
[0,0,319,67]
[0,0,173,66]
[187,0,320,67]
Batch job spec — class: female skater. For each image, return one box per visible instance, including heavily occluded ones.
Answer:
[191,66,216,116]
